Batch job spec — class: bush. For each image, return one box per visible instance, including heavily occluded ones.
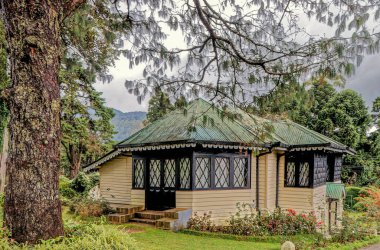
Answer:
[70,172,91,193]
[0,223,138,249]
[345,186,363,210]
[69,197,113,217]
[188,204,319,236]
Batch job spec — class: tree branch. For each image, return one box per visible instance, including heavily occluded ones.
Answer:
[63,0,87,19]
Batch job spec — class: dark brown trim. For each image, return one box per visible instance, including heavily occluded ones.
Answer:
[256,150,272,210]
[276,153,285,208]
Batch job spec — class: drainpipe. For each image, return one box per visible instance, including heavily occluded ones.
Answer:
[276,153,285,208]
[256,149,272,211]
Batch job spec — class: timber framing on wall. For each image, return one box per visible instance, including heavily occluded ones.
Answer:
[276,152,285,208]
[255,149,272,210]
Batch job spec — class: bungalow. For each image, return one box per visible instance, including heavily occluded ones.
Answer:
[85,98,350,231]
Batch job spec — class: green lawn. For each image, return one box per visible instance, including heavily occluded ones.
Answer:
[118,224,280,250]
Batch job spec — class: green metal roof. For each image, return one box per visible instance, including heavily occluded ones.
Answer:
[326,182,346,200]
[117,98,264,147]
[116,98,353,153]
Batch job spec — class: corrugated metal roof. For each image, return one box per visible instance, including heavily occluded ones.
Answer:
[326,182,345,200]
[117,98,264,147]
[116,98,352,153]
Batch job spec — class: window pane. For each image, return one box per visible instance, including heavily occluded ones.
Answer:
[215,157,230,188]
[179,158,191,189]
[149,160,161,188]
[299,162,310,186]
[286,162,296,186]
[195,157,210,189]
[133,159,145,188]
[164,159,176,188]
[233,158,248,187]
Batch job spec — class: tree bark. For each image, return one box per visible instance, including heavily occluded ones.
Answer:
[2,1,64,243]
[0,127,8,193]
[69,144,81,179]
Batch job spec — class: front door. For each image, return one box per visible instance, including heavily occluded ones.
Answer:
[146,159,176,210]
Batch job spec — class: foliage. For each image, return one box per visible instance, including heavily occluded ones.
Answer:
[70,172,99,194]
[188,205,319,237]
[345,186,363,210]
[68,198,113,218]
[146,88,174,123]
[0,223,138,250]
[329,216,369,244]
[354,186,380,219]
[59,173,100,204]
[60,57,115,178]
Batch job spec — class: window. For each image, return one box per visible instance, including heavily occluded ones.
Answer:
[194,154,250,190]
[149,160,161,188]
[285,154,312,188]
[299,162,310,186]
[133,159,145,189]
[233,157,248,188]
[195,157,211,189]
[179,158,191,189]
[215,157,230,188]
[327,155,335,182]
[286,161,296,186]
[164,159,176,188]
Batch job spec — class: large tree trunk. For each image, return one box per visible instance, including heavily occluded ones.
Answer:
[0,127,8,193]
[69,144,81,179]
[2,1,64,243]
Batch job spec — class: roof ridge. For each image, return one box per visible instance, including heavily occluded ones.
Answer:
[288,120,345,147]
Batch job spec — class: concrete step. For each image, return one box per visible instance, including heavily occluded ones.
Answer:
[130,217,157,225]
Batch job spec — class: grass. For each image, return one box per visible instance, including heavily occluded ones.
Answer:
[117,224,280,250]
[0,206,379,250]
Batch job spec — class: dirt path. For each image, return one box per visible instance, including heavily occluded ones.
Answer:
[360,242,380,250]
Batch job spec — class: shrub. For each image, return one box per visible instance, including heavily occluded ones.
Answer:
[187,212,217,232]
[69,197,113,217]
[70,172,91,193]
[59,176,77,199]
[330,216,368,243]
[188,204,319,237]
[0,223,138,249]
[345,186,363,210]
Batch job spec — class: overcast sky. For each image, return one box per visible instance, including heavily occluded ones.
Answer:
[93,3,380,113]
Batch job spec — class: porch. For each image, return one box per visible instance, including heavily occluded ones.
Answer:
[107,204,192,231]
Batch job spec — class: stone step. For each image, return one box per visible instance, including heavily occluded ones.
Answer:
[116,205,143,215]
[156,218,177,230]
[135,210,165,220]
[107,213,133,224]
[129,218,157,225]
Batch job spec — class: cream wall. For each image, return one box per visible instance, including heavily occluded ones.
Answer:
[99,155,132,205]
[176,154,257,223]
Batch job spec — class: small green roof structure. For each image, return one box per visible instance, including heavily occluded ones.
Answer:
[326,182,346,200]
[86,98,354,170]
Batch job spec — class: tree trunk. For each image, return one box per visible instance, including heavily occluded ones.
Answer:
[69,144,81,179]
[0,127,8,193]
[2,1,64,243]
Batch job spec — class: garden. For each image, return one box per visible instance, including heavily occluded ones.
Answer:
[0,173,378,249]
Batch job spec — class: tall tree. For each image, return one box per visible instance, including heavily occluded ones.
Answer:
[314,89,370,148]
[2,0,380,243]
[60,58,115,179]
[146,89,174,123]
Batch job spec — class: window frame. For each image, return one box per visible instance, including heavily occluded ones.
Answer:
[284,153,313,188]
[132,157,146,190]
[193,152,251,190]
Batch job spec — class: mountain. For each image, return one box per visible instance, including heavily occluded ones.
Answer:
[111,109,146,142]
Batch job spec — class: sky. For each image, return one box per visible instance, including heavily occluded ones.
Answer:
[93,2,380,113]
